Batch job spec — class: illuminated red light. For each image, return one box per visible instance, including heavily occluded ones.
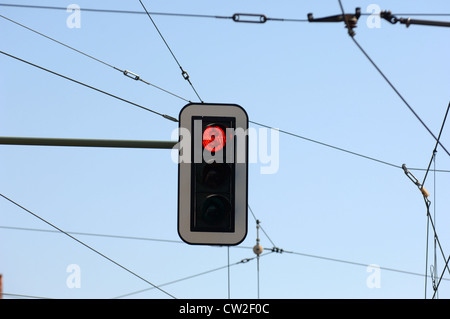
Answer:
[203,125,226,152]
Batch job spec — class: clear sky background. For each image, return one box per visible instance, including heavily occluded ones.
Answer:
[0,0,449,299]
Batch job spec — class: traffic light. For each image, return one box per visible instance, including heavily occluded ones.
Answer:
[178,103,248,245]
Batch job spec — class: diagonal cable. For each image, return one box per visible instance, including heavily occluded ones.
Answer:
[137,0,203,102]
[422,101,450,187]
[113,251,274,299]
[0,50,178,122]
[336,0,450,158]
[0,193,176,298]
[250,120,450,173]
[0,14,190,103]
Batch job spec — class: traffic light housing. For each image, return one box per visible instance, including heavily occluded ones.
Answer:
[178,103,248,245]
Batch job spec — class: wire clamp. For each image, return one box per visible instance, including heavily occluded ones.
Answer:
[123,70,140,81]
[381,10,450,28]
[380,11,399,25]
[271,247,284,254]
[402,164,429,198]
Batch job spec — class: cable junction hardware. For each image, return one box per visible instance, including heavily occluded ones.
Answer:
[307,7,361,36]
[233,13,267,24]
[138,0,203,103]
[402,164,430,198]
[381,11,450,28]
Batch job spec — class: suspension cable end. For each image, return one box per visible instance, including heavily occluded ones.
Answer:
[420,186,430,198]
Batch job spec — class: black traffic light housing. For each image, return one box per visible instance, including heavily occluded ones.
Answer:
[191,116,236,233]
[178,103,248,245]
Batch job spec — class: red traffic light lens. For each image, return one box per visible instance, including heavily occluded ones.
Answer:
[203,125,226,152]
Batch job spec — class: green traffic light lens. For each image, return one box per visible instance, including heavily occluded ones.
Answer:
[201,195,231,226]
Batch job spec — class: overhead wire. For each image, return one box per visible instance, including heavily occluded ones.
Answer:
[350,38,450,158]
[0,193,176,299]
[1,4,449,20]
[5,2,445,156]
[433,154,438,298]
[113,251,275,299]
[3,222,445,281]
[248,205,276,248]
[2,14,449,173]
[0,3,309,23]
[137,0,203,103]
[0,14,191,103]
[250,120,450,173]
[2,34,447,174]
[0,50,178,122]
[1,292,52,299]
[422,101,450,187]
[335,0,450,158]
[420,101,448,297]
[282,248,450,282]
[3,221,449,297]
[337,0,450,299]
[2,1,450,298]
[0,225,183,244]
[422,196,450,298]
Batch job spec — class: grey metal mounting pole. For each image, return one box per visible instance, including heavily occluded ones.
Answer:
[0,136,177,149]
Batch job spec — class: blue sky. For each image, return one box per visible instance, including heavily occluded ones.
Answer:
[1,0,450,299]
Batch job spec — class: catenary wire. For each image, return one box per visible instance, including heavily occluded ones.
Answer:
[432,154,445,298]
[1,46,449,173]
[0,193,177,299]
[250,120,450,173]
[422,101,450,187]
[1,41,444,174]
[282,248,450,282]
[0,3,308,22]
[0,225,183,244]
[113,251,275,299]
[423,197,450,299]
[248,205,276,248]
[137,0,203,103]
[3,223,447,287]
[336,0,450,158]
[2,2,448,299]
[0,14,191,103]
[0,50,178,122]
[5,2,446,156]
[350,37,450,158]
[1,4,449,20]
[2,24,447,173]
[339,0,450,297]
[1,292,52,299]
